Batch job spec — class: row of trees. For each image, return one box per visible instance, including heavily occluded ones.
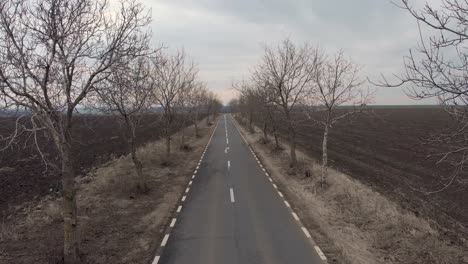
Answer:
[231,39,371,186]
[0,0,221,263]
[233,0,468,193]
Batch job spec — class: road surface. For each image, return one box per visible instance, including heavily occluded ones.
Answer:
[158,114,326,264]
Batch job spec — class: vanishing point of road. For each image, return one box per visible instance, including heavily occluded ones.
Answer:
[157,114,327,264]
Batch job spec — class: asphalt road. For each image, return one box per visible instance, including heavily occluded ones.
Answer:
[159,114,326,264]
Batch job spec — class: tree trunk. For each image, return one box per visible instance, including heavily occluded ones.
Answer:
[61,133,80,264]
[274,130,280,149]
[289,130,297,167]
[180,127,186,149]
[194,111,199,137]
[321,123,329,186]
[166,134,171,155]
[129,136,147,192]
[249,113,253,133]
[288,120,297,167]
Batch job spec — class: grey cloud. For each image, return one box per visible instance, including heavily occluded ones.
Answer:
[144,0,435,104]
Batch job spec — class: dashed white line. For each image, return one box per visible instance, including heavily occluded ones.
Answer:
[273,184,277,189]
[230,188,235,203]
[292,212,299,221]
[152,256,160,264]
[227,160,231,169]
[194,169,198,174]
[170,218,177,227]
[192,175,195,179]
[226,138,229,145]
[314,246,327,261]
[302,227,311,238]
[269,178,273,182]
[185,188,190,193]
[189,181,193,185]
[278,192,284,197]
[284,201,291,207]
[177,205,182,212]
[161,234,170,246]
[181,196,186,202]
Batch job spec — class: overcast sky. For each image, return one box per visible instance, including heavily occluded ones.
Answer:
[141,0,439,105]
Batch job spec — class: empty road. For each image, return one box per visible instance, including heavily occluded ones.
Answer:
[157,114,326,264]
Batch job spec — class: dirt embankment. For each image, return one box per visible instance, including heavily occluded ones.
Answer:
[235,115,468,264]
[0,118,217,264]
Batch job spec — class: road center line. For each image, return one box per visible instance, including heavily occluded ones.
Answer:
[227,160,231,169]
[230,188,235,203]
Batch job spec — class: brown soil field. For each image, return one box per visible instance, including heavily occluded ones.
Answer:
[0,114,192,214]
[269,107,467,241]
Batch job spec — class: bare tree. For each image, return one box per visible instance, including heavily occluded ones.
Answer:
[152,50,197,157]
[253,39,320,166]
[0,0,151,262]
[187,82,207,137]
[94,57,152,193]
[308,50,369,186]
[376,0,468,192]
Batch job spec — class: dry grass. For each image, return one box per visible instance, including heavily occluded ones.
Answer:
[235,116,467,264]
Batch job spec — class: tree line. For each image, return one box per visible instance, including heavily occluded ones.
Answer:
[0,0,221,263]
[230,39,371,187]
[232,0,468,195]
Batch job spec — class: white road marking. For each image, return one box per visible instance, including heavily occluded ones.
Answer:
[192,175,195,179]
[269,178,273,182]
[227,160,231,169]
[262,168,266,172]
[292,212,299,221]
[177,206,182,212]
[230,188,235,203]
[152,256,160,264]
[273,184,277,189]
[226,138,229,145]
[265,173,269,176]
[170,218,177,227]
[185,188,190,193]
[278,192,284,197]
[302,227,311,238]
[224,147,230,154]
[194,169,198,174]
[196,165,199,170]
[284,201,291,207]
[189,181,193,186]
[181,196,186,202]
[314,246,327,261]
[161,234,170,246]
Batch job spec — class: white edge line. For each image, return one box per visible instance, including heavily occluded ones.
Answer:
[170,218,177,227]
[185,188,190,193]
[152,256,160,264]
[284,201,291,207]
[302,227,311,238]
[278,192,284,197]
[161,234,170,246]
[177,205,182,212]
[181,196,186,202]
[273,184,277,189]
[314,246,327,261]
[292,212,299,221]
[189,181,193,185]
